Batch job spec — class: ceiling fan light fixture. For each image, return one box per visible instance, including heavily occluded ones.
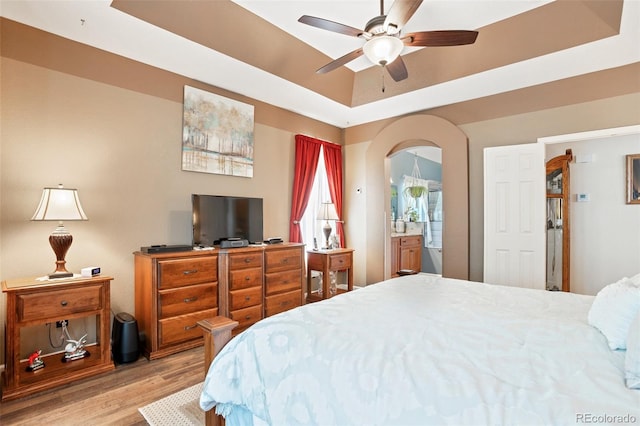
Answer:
[363,35,403,66]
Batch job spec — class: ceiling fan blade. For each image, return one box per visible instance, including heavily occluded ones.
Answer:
[403,30,479,47]
[298,15,364,38]
[316,48,364,74]
[384,0,423,32]
[386,56,408,82]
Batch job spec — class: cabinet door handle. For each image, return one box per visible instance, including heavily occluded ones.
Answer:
[60,300,68,307]
[183,296,198,303]
[184,324,197,331]
[183,269,198,275]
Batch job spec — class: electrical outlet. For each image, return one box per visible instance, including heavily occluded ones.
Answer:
[56,320,68,328]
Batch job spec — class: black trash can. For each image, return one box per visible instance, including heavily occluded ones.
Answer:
[112,312,140,364]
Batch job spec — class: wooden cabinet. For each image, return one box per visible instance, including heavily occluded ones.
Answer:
[264,245,304,317]
[391,235,422,277]
[2,276,114,401]
[306,248,354,303]
[135,243,305,355]
[134,251,219,360]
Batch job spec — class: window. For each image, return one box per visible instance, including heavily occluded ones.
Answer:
[299,146,333,248]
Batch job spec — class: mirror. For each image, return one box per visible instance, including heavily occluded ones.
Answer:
[546,149,572,291]
[389,147,443,275]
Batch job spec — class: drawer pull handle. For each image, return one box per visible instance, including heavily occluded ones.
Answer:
[245,276,251,281]
[244,258,252,264]
[282,258,289,263]
[184,324,197,331]
[280,301,290,306]
[183,296,198,303]
[183,269,198,275]
[245,315,251,320]
[245,296,251,301]
[61,300,68,307]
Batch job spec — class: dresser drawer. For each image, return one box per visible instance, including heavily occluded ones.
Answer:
[158,257,217,289]
[329,254,352,270]
[229,304,263,331]
[159,308,218,346]
[265,248,302,273]
[265,290,301,317]
[229,286,262,310]
[228,252,263,270]
[17,284,102,322]
[229,267,263,290]
[264,269,302,296]
[158,283,217,319]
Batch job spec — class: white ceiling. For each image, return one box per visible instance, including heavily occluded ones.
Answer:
[1,0,639,128]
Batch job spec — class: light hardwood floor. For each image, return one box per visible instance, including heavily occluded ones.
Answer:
[0,347,205,425]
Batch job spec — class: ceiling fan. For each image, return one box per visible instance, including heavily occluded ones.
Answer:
[298,0,479,82]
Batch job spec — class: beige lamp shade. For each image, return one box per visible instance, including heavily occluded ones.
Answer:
[32,184,87,277]
[31,185,88,221]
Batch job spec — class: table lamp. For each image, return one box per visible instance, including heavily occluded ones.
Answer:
[31,184,88,278]
[317,201,338,249]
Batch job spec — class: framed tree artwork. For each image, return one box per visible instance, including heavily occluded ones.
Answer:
[182,85,255,177]
[627,153,640,204]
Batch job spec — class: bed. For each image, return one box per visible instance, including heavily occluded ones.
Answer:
[199,273,640,426]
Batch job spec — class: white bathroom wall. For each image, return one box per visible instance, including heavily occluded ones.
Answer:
[545,132,640,295]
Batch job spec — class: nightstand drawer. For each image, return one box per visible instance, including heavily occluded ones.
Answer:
[229,304,262,331]
[158,257,217,289]
[265,290,301,317]
[228,252,263,270]
[17,284,102,322]
[265,248,302,273]
[229,267,263,290]
[329,254,352,270]
[158,283,217,319]
[264,269,302,295]
[229,286,262,310]
[159,308,218,346]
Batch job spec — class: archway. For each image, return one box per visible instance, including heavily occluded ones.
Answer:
[364,114,469,283]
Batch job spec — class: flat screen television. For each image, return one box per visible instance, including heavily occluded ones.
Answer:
[192,194,264,246]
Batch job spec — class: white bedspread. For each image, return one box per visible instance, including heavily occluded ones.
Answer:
[201,274,640,425]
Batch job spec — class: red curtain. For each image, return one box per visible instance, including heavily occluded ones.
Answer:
[288,135,322,243]
[323,142,345,248]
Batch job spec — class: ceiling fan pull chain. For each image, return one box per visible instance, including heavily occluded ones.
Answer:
[382,68,386,93]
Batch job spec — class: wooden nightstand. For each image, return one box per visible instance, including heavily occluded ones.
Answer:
[306,248,354,303]
[1,275,115,401]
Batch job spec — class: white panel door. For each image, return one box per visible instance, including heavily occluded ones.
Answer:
[484,143,545,289]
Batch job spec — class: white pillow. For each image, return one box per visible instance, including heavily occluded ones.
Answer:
[588,278,640,350]
[625,311,640,389]
[629,272,640,287]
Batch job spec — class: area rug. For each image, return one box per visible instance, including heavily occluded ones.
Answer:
[138,382,204,426]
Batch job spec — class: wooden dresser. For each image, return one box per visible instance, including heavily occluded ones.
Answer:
[134,251,219,360]
[134,243,304,357]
